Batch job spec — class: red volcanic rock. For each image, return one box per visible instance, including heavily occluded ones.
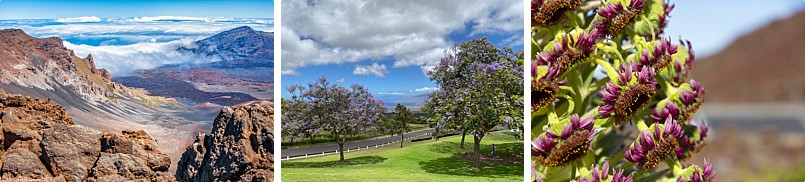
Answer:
[176,105,274,181]
[0,89,176,181]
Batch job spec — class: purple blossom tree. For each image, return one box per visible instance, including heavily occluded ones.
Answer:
[287,77,385,162]
[424,38,524,169]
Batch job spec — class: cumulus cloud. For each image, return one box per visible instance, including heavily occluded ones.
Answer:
[281,0,523,75]
[412,87,439,93]
[63,39,219,76]
[336,78,346,83]
[353,63,389,77]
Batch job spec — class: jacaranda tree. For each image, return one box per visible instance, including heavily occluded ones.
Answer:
[532,0,712,181]
[282,85,316,144]
[287,77,385,162]
[425,38,524,169]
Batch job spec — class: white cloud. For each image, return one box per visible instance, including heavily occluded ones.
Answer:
[412,87,439,93]
[5,18,273,41]
[377,92,405,95]
[352,63,389,77]
[56,16,102,23]
[336,78,346,83]
[63,39,220,76]
[281,0,523,75]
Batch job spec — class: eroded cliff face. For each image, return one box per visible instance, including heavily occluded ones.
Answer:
[176,105,274,182]
[0,88,174,181]
[0,29,119,102]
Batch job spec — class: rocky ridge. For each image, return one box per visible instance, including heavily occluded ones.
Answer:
[176,104,274,182]
[0,88,173,181]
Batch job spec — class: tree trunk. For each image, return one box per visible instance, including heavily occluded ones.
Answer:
[338,142,345,162]
[474,135,481,169]
[400,133,404,148]
[460,129,466,149]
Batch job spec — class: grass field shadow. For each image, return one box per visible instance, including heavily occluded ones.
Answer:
[420,141,523,177]
[418,154,521,178]
[283,155,387,168]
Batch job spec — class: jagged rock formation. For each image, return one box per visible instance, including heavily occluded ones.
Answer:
[0,88,174,181]
[176,105,274,182]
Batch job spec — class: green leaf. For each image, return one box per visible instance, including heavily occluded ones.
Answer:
[637,120,650,131]
[594,57,620,83]
[638,168,671,182]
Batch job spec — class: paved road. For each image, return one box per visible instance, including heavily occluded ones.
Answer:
[281,129,435,158]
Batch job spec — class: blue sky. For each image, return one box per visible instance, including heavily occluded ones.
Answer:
[0,0,273,19]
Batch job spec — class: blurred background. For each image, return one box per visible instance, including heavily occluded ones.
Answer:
[664,0,805,181]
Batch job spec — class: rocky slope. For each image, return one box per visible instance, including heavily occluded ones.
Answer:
[176,105,274,181]
[692,10,805,103]
[0,28,182,117]
[0,28,210,172]
[0,88,174,181]
[1,29,120,103]
[179,26,274,67]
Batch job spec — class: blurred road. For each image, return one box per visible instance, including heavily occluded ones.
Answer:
[280,129,435,158]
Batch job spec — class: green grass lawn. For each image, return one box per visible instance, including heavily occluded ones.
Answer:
[281,131,524,182]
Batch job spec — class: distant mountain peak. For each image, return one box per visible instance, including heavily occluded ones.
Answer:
[179,26,274,67]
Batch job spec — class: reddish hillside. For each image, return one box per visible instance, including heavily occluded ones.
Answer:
[692,11,805,103]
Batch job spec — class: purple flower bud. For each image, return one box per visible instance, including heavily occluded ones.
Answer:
[667,102,680,117]
[560,124,573,138]
[629,0,645,9]
[533,135,556,153]
[618,64,633,84]
[663,117,684,138]
[703,158,715,180]
[599,104,614,117]
[641,130,655,149]
[699,120,709,139]
[639,50,651,65]
[597,4,621,18]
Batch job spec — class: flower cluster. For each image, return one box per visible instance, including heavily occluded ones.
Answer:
[675,119,709,161]
[532,0,583,28]
[532,30,600,111]
[599,63,657,125]
[638,38,678,70]
[577,161,633,182]
[532,114,596,166]
[597,0,645,36]
[655,0,675,37]
[676,159,715,182]
[624,117,684,170]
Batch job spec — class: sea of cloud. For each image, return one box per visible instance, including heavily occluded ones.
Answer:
[0,16,273,76]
